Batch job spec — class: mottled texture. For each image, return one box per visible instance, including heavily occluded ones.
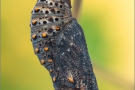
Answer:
[30,0,98,90]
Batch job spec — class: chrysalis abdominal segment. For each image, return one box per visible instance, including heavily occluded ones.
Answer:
[30,0,98,90]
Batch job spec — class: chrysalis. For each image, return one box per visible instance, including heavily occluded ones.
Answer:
[30,0,98,90]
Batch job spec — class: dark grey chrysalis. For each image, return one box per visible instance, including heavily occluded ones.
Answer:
[30,0,98,90]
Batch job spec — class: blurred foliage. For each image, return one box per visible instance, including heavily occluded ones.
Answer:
[1,0,134,90]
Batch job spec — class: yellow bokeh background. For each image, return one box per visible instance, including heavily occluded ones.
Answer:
[1,0,134,90]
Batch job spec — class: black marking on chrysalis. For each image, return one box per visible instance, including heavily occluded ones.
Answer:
[48,28,54,33]
[48,17,54,22]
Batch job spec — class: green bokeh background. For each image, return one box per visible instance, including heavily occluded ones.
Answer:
[1,0,134,90]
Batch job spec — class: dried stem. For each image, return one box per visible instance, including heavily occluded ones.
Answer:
[72,0,82,19]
